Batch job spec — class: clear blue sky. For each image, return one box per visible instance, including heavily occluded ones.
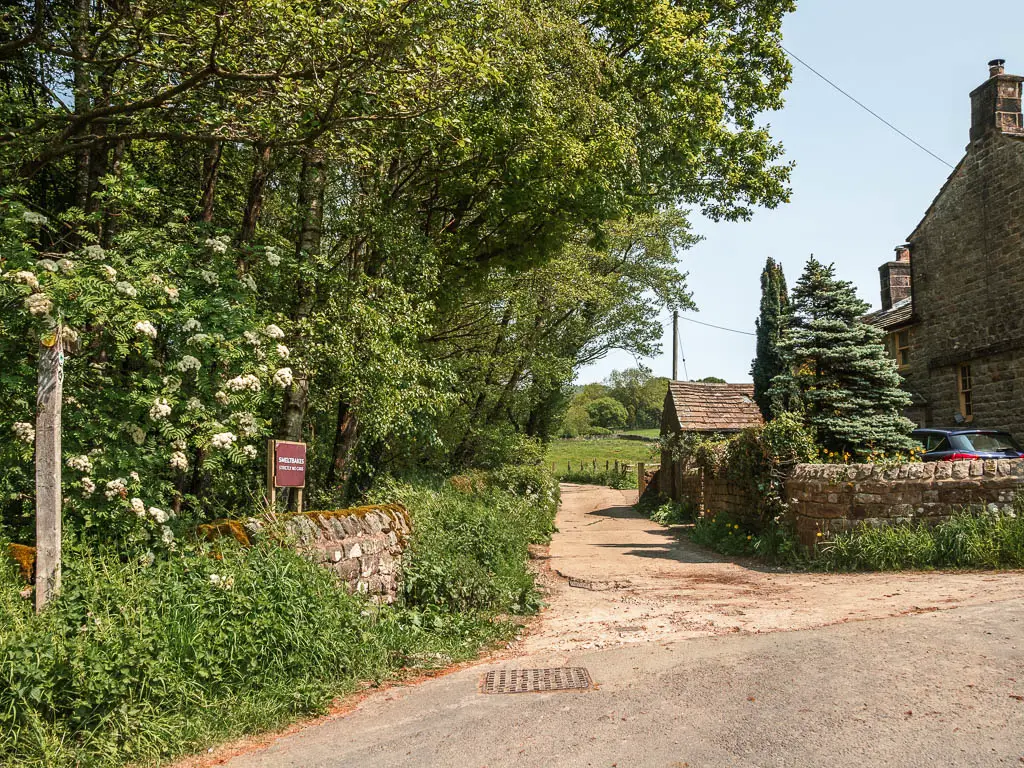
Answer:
[578,0,1024,385]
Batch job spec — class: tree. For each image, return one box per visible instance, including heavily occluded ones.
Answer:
[696,376,726,384]
[586,397,628,430]
[771,258,916,459]
[750,257,789,419]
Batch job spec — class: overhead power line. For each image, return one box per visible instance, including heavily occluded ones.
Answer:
[781,45,955,170]
[680,315,756,337]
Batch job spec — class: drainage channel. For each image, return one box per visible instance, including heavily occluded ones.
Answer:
[481,667,593,695]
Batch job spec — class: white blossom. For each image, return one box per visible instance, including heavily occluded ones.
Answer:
[37,259,58,272]
[177,355,201,372]
[161,526,175,546]
[241,274,257,292]
[164,284,179,302]
[200,270,219,285]
[225,374,261,392]
[205,236,230,254]
[141,550,155,567]
[186,397,203,412]
[215,390,230,405]
[13,271,39,290]
[104,478,127,499]
[101,265,117,282]
[62,326,79,344]
[24,293,52,316]
[276,344,290,359]
[129,425,147,445]
[243,330,261,346]
[115,280,137,297]
[83,244,105,260]
[149,398,172,421]
[187,333,211,346]
[242,444,258,460]
[67,455,93,473]
[81,477,96,496]
[235,412,259,437]
[149,506,169,524]
[264,324,285,339]
[209,573,235,590]
[130,497,146,516]
[134,320,158,339]
[22,211,49,226]
[172,438,186,450]
[265,248,281,267]
[12,422,35,444]
[182,318,202,333]
[170,451,189,471]
[210,432,237,450]
[146,274,164,286]
[56,259,75,273]
[129,471,140,482]
[272,367,293,388]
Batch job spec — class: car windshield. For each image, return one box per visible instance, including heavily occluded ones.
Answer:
[957,432,1021,452]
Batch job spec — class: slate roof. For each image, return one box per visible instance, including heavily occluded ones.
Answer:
[666,381,763,434]
[862,296,914,332]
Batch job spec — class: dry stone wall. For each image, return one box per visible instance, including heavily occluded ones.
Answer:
[785,460,1024,546]
[283,504,411,603]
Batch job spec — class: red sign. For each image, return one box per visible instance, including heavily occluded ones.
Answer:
[274,441,307,488]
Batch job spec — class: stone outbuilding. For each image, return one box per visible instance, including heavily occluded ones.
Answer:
[865,59,1024,436]
[657,381,763,500]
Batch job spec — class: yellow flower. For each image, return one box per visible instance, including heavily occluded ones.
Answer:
[816,532,823,537]
[747,535,752,541]
[734,524,740,529]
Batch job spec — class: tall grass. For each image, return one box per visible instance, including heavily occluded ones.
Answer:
[0,467,557,768]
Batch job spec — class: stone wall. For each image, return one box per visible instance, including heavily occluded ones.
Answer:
[283,504,411,603]
[785,460,1024,546]
[665,466,761,528]
[902,68,1024,433]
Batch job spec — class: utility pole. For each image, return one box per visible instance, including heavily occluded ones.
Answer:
[35,326,64,612]
[672,310,679,380]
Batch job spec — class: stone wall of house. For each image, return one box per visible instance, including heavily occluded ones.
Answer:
[785,460,1024,546]
[283,504,411,603]
[903,78,1024,433]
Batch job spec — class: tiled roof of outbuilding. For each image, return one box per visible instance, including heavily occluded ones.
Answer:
[666,381,763,434]
[862,296,914,331]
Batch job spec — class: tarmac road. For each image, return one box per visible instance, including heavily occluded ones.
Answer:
[221,485,1024,768]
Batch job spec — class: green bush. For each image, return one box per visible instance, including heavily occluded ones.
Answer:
[690,513,803,565]
[0,466,555,767]
[649,501,692,526]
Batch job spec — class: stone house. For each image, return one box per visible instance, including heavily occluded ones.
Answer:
[865,59,1024,436]
[658,381,762,500]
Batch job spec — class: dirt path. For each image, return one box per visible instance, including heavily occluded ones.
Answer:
[524,483,1024,655]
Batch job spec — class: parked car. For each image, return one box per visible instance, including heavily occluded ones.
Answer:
[911,428,1024,461]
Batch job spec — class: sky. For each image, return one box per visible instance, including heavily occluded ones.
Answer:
[577,0,1024,385]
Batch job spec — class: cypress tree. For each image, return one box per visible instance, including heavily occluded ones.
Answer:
[771,257,917,458]
[750,257,789,420]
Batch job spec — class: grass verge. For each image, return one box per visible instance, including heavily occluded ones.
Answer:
[0,466,557,768]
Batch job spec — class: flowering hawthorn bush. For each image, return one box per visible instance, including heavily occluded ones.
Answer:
[0,195,291,545]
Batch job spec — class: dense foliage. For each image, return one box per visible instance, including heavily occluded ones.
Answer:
[750,256,789,419]
[559,367,670,437]
[769,257,916,459]
[0,470,556,767]
[0,0,795,531]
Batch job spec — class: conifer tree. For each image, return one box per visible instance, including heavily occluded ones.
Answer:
[771,257,916,458]
[750,257,789,419]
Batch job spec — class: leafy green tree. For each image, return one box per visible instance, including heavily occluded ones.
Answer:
[751,257,790,419]
[771,258,916,459]
[696,376,727,384]
[586,397,628,430]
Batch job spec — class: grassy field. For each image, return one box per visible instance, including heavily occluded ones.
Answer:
[546,438,659,473]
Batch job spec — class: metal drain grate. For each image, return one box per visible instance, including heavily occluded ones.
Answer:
[481,667,593,695]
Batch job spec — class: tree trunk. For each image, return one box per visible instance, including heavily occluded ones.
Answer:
[71,0,91,213]
[325,398,359,491]
[199,141,223,223]
[100,137,125,249]
[238,144,272,246]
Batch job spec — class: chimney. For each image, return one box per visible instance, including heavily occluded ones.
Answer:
[879,245,912,311]
[970,59,1024,142]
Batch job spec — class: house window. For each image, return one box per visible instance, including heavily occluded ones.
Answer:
[958,364,974,422]
[895,330,911,369]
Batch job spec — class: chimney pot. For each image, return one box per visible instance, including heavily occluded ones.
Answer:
[990,59,1007,77]
[894,244,911,263]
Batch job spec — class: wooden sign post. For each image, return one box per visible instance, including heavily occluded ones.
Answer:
[267,439,307,513]
[36,328,63,612]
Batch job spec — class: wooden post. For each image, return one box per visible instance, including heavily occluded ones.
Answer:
[638,462,646,496]
[35,329,63,612]
[592,459,597,471]
[605,460,609,471]
[567,460,571,472]
[614,459,619,473]
[266,439,276,511]
[295,488,303,515]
